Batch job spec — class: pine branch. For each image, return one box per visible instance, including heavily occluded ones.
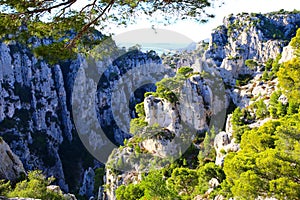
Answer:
[66,0,115,49]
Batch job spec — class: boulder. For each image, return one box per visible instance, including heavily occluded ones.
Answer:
[0,138,25,181]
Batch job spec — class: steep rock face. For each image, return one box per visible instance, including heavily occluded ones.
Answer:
[142,73,226,157]
[105,73,227,199]
[0,138,25,181]
[0,37,163,194]
[79,168,95,198]
[0,42,71,191]
[96,51,166,144]
[204,12,300,84]
[279,44,295,63]
[162,13,300,110]
[214,131,239,166]
[144,96,179,132]
[144,73,225,134]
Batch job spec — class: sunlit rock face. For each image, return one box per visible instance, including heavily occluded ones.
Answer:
[1,11,300,199]
[279,44,295,63]
[0,138,25,181]
[203,12,300,84]
[104,12,300,199]
[0,41,71,191]
[105,72,227,199]
[0,34,164,193]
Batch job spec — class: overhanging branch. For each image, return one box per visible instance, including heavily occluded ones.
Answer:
[66,0,115,49]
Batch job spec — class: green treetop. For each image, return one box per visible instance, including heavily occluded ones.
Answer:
[0,0,219,63]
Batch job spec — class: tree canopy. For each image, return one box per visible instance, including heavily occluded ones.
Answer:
[0,170,65,200]
[223,114,300,199]
[0,0,220,63]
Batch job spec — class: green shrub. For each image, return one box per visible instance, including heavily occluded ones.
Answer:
[262,70,269,81]
[135,102,145,118]
[115,184,144,200]
[167,167,198,197]
[253,99,269,119]
[231,107,252,142]
[268,91,281,118]
[129,118,148,135]
[233,125,250,143]
[245,59,258,69]
[7,170,65,200]
[94,168,105,194]
[177,66,193,76]
[271,54,282,74]
[196,163,225,194]
[0,180,11,196]
[265,58,273,70]
[144,92,154,97]
[278,57,300,104]
[223,114,300,199]
[143,67,195,103]
[236,74,252,86]
[220,149,226,154]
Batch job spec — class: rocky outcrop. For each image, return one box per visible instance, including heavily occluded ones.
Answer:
[0,35,164,194]
[0,40,73,191]
[162,12,300,111]
[79,168,95,198]
[0,138,25,181]
[279,44,295,63]
[105,72,227,199]
[214,131,239,166]
[231,74,278,108]
[202,12,300,85]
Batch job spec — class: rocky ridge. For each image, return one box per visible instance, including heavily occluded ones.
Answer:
[0,11,300,200]
[104,11,300,199]
[0,34,163,197]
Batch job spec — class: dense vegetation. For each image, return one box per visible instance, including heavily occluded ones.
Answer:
[223,114,300,199]
[1,2,300,198]
[0,171,65,199]
[114,30,300,199]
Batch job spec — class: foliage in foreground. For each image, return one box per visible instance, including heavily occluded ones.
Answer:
[115,162,225,200]
[115,28,300,199]
[223,114,300,199]
[0,0,217,64]
[0,170,65,200]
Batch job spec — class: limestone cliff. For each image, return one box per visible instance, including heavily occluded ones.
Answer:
[104,11,300,199]
[0,35,163,195]
[1,10,300,199]
[0,138,25,182]
[207,12,300,77]
[105,70,227,199]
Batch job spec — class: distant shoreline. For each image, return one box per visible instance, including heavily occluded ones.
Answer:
[117,42,196,55]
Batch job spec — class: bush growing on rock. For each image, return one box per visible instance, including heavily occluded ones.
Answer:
[6,170,65,200]
[245,59,258,69]
[0,180,11,196]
